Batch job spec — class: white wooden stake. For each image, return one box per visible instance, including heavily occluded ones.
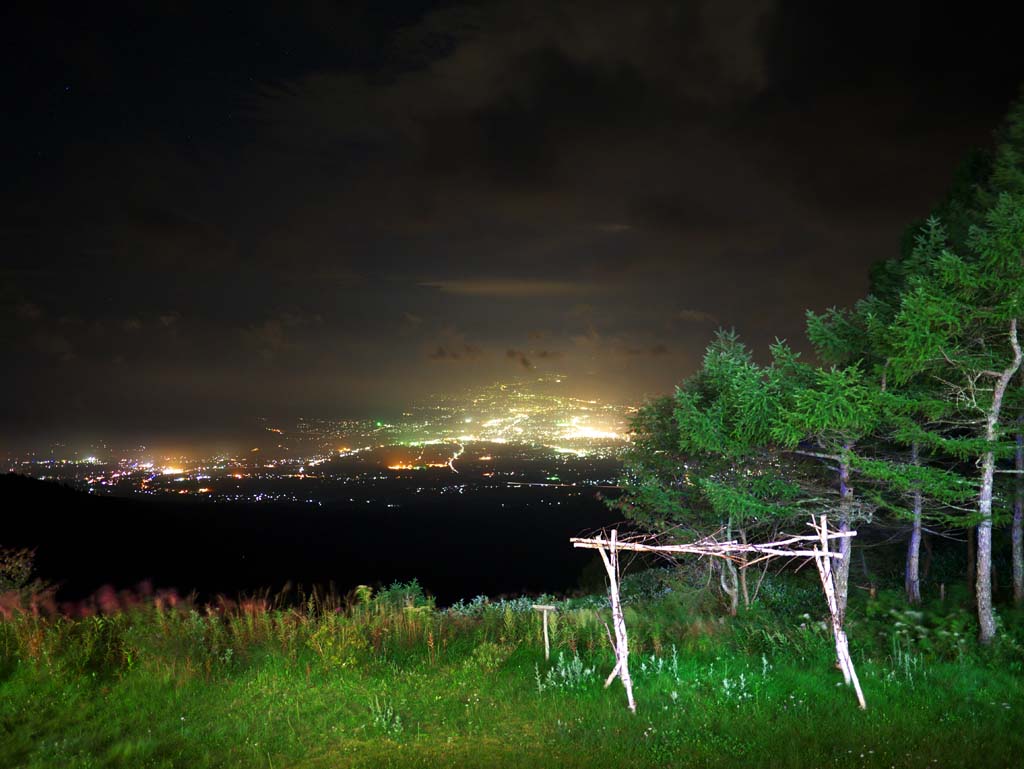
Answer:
[813,514,866,709]
[544,611,549,661]
[597,529,636,713]
[532,604,557,661]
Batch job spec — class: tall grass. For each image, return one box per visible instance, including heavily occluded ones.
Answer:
[1,574,1023,768]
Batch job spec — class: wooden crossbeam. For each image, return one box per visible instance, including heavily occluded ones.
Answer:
[570,529,855,562]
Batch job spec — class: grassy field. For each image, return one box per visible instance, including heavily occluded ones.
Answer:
[2,575,1023,768]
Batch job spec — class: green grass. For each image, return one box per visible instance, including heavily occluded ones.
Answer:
[2,578,1022,768]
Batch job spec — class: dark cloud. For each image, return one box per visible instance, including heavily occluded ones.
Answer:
[31,331,75,362]
[625,344,670,357]
[674,309,720,325]
[506,349,533,369]
[114,203,236,269]
[242,317,300,363]
[501,346,562,371]
[428,344,483,362]
[3,0,1024,444]
[14,302,42,321]
[421,279,594,297]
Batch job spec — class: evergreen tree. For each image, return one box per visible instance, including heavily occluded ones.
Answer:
[768,356,882,622]
[862,90,1024,607]
[889,194,1024,643]
[808,220,976,605]
[984,92,1024,605]
[614,332,815,613]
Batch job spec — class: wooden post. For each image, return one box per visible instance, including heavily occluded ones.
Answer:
[597,529,636,713]
[532,604,557,660]
[812,515,866,709]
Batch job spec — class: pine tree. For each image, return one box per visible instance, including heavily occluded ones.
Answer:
[768,355,883,622]
[808,219,976,605]
[613,332,815,613]
[889,195,1024,643]
[984,93,1024,605]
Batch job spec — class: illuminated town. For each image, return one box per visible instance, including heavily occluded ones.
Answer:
[5,376,634,504]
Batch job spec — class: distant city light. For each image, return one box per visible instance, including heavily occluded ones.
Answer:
[12,375,631,499]
[551,446,587,457]
[560,425,621,441]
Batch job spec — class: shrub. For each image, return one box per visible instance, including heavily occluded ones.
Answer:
[0,546,51,606]
[307,618,370,668]
[373,579,434,611]
[465,641,512,673]
[534,651,597,692]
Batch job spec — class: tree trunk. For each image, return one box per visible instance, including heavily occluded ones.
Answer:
[977,318,1022,644]
[835,449,853,623]
[720,560,740,616]
[978,453,997,644]
[1013,418,1023,606]
[906,442,923,604]
[717,519,740,616]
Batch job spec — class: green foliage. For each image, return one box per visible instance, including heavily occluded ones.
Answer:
[465,641,512,673]
[0,546,50,600]
[2,579,1023,769]
[373,579,435,611]
[890,198,1024,393]
[771,363,880,449]
[368,695,404,737]
[851,454,975,521]
[0,547,35,594]
[614,331,820,541]
[306,617,370,669]
[534,651,596,692]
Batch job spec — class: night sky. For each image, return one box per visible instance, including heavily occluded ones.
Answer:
[4,1,1024,448]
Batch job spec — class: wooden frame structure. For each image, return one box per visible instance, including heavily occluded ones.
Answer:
[570,514,865,712]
